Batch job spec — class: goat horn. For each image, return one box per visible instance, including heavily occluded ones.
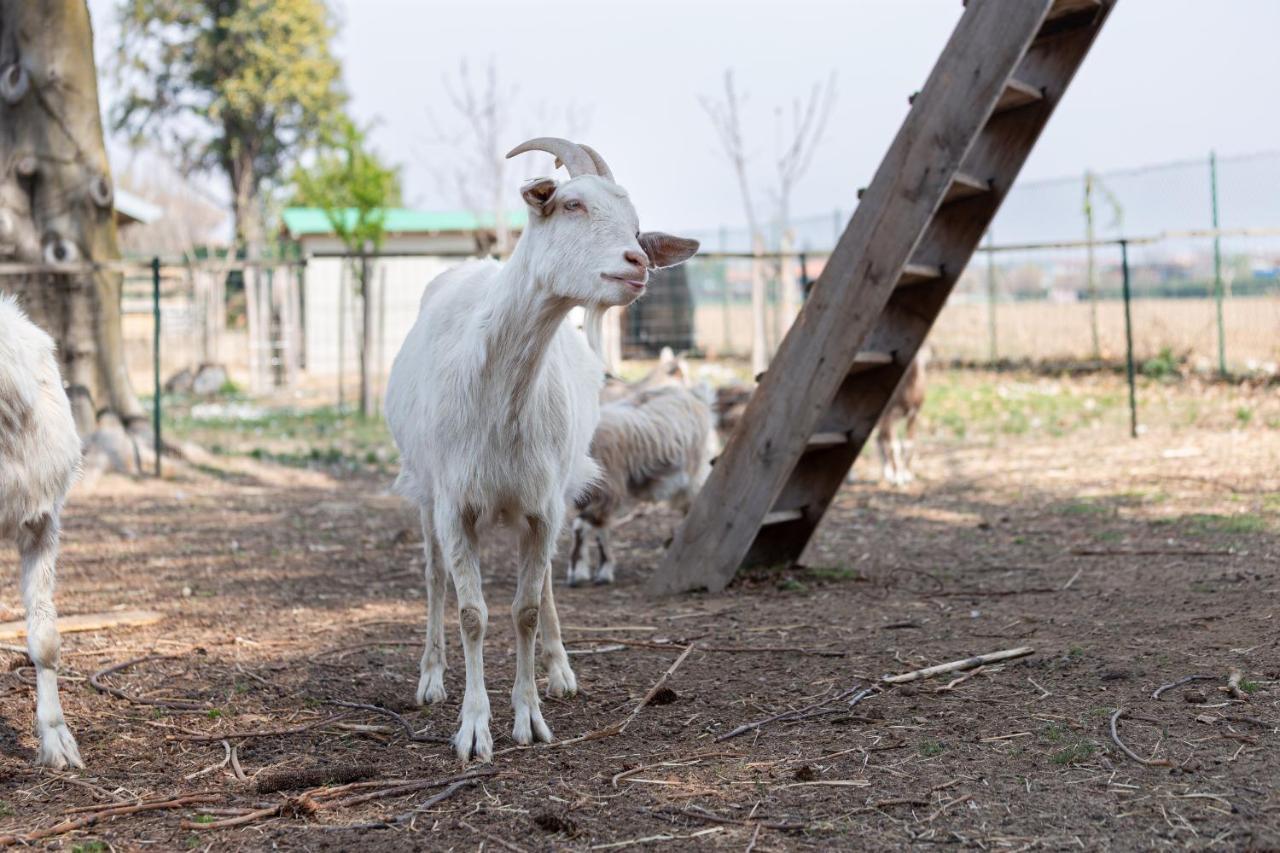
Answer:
[578,143,614,182]
[505,137,598,178]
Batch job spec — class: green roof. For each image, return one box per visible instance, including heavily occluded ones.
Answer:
[281,207,527,237]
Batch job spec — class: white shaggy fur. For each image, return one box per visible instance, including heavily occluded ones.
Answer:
[569,384,713,586]
[384,145,697,762]
[0,294,84,769]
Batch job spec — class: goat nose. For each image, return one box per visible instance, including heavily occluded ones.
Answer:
[623,249,648,272]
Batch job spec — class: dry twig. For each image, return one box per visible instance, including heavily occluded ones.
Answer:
[1109,709,1172,767]
[1152,674,1217,700]
[618,643,697,733]
[90,655,207,710]
[883,647,1033,684]
[329,700,450,742]
[0,794,219,846]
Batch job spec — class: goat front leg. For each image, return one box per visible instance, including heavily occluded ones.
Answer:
[511,513,559,745]
[567,517,592,587]
[415,503,447,706]
[19,510,83,769]
[877,420,896,485]
[437,504,491,762]
[539,562,577,698]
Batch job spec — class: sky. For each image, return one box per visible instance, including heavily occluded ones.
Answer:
[88,0,1280,237]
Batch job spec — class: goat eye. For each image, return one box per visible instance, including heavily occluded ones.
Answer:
[564,199,583,211]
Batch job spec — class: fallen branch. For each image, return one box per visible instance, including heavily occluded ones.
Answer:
[329,700,451,743]
[255,763,381,794]
[0,794,219,846]
[1223,668,1249,701]
[660,805,805,831]
[0,609,163,641]
[619,643,696,733]
[316,768,496,812]
[1108,709,1172,767]
[715,684,874,742]
[882,647,1034,684]
[169,712,355,742]
[89,655,207,711]
[1152,674,1218,700]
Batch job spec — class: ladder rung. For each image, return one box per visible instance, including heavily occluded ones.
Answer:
[899,263,942,286]
[1046,0,1101,21]
[761,509,804,527]
[994,77,1043,114]
[943,172,991,204]
[807,431,848,450]
[850,351,894,375]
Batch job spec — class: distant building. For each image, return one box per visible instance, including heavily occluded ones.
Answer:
[280,207,526,378]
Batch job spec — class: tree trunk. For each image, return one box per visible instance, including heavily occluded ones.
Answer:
[0,0,144,434]
[358,252,375,418]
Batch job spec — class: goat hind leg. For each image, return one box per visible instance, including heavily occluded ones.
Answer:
[511,514,556,745]
[592,526,616,585]
[539,563,577,698]
[19,511,83,769]
[567,517,592,587]
[415,503,448,706]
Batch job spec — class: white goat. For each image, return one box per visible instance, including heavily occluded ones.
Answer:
[0,294,84,768]
[877,347,929,486]
[385,138,698,762]
[569,383,713,586]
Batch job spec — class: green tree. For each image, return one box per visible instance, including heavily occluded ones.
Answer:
[112,0,344,253]
[293,119,401,417]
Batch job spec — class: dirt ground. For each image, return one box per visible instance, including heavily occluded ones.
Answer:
[1,371,1278,851]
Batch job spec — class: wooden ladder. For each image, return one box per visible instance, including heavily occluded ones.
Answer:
[649,0,1115,595]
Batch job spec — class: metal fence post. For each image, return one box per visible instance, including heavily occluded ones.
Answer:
[984,229,998,363]
[1209,150,1226,376]
[151,256,162,477]
[1119,240,1137,439]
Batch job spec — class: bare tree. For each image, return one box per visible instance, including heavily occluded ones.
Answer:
[0,0,144,435]
[701,70,836,373]
[427,59,516,255]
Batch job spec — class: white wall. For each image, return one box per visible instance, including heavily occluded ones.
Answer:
[303,255,458,377]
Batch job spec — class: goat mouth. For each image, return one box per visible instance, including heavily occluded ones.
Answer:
[602,274,647,292]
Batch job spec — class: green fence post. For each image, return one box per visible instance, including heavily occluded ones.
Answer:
[1120,240,1137,439]
[151,256,162,477]
[1210,150,1226,376]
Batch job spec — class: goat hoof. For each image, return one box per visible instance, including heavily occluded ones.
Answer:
[36,723,84,770]
[416,671,446,705]
[512,699,553,745]
[546,661,578,698]
[453,710,493,763]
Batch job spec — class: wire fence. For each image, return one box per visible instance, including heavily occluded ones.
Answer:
[673,150,1280,374]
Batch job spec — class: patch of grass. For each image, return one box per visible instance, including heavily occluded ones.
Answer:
[1051,741,1096,766]
[1190,581,1216,594]
[1184,513,1267,535]
[917,739,946,758]
[1140,347,1182,380]
[803,566,863,583]
[206,708,223,719]
[1240,680,1261,695]
[1062,499,1112,517]
[192,814,217,825]
[1236,406,1254,426]
[1094,530,1123,543]
[0,801,12,818]
[1041,723,1071,744]
[776,578,807,593]
[72,843,109,853]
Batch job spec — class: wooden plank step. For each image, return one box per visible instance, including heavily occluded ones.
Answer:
[994,77,1043,113]
[1046,0,1101,21]
[943,172,991,205]
[899,263,943,286]
[850,351,894,375]
[0,609,164,641]
[807,431,848,450]
[761,509,804,527]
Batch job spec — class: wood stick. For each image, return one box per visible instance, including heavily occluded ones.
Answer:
[89,655,207,711]
[882,647,1034,684]
[169,712,356,742]
[619,643,696,733]
[1108,709,1172,767]
[1152,674,1217,700]
[715,684,873,743]
[0,794,219,846]
[0,609,163,641]
[329,700,450,743]
[316,768,495,812]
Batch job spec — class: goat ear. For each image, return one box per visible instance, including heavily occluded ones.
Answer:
[639,232,699,269]
[520,177,558,214]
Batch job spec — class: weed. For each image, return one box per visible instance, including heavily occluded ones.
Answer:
[1051,741,1096,765]
[0,801,11,818]
[206,708,223,720]
[72,843,109,853]
[1185,513,1266,535]
[1236,406,1254,426]
[776,579,807,593]
[918,739,946,757]
[1240,680,1261,695]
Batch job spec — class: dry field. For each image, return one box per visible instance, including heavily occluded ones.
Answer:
[1,370,1277,850]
